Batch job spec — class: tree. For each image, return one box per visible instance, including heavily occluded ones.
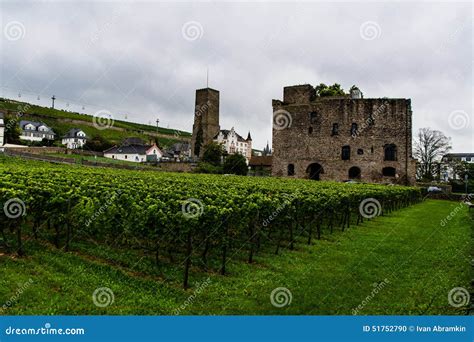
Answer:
[201,142,223,166]
[223,153,248,176]
[414,128,451,180]
[84,134,113,152]
[194,127,203,157]
[315,83,345,97]
[4,115,22,144]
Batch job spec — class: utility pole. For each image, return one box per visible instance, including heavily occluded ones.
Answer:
[156,119,159,132]
[51,95,56,109]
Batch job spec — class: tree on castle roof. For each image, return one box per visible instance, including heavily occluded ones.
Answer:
[314,83,345,97]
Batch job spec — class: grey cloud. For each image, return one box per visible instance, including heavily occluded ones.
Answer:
[1,1,471,151]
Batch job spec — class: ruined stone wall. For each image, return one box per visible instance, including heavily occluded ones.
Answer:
[272,85,416,185]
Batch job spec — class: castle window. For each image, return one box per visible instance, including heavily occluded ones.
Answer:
[288,164,295,176]
[371,146,374,153]
[351,123,358,136]
[357,149,364,155]
[309,111,318,124]
[308,127,313,134]
[341,145,351,160]
[382,167,396,177]
[331,123,339,136]
[384,144,397,161]
[125,155,127,159]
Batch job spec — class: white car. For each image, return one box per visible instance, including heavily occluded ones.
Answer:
[427,186,443,193]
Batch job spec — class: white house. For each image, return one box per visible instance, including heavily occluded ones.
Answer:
[19,120,55,142]
[441,153,474,180]
[214,127,252,163]
[103,138,163,163]
[0,113,4,146]
[62,128,87,149]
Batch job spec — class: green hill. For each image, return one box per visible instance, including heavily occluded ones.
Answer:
[0,97,191,149]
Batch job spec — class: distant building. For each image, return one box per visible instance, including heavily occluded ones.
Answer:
[191,88,220,158]
[62,128,87,149]
[214,127,252,163]
[190,87,252,163]
[166,142,191,161]
[441,153,474,180]
[103,138,163,162]
[19,120,55,142]
[0,113,4,146]
[262,141,272,156]
[249,155,272,176]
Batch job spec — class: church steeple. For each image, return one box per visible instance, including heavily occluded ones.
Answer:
[263,141,272,156]
[246,131,252,141]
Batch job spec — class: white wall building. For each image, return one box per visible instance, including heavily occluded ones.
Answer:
[0,114,4,146]
[62,128,87,149]
[104,140,163,163]
[19,120,55,142]
[214,127,252,163]
[441,153,474,180]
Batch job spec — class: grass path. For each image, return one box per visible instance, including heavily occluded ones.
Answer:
[0,200,471,315]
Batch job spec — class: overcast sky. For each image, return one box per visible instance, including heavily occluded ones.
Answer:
[1,1,472,152]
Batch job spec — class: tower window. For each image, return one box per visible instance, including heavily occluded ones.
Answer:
[287,164,295,176]
[309,111,318,124]
[331,123,339,136]
[308,127,313,134]
[371,146,374,153]
[357,149,364,155]
[351,123,358,136]
[384,144,397,161]
[341,146,351,160]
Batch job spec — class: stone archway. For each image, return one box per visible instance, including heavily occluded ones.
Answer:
[348,166,361,179]
[306,163,324,181]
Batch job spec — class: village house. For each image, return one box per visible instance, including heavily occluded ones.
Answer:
[103,137,163,163]
[166,142,191,161]
[19,120,55,142]
[441,153,474,180]
[62,128,87,149]
[214,128,252,163]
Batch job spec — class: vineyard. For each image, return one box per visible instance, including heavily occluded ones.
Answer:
[0,156,421,289]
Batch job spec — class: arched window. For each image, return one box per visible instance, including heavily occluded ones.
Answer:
[382,167,396,177]
[308,127,313,134]
[341,145,351,160]
[351,123,358,136]
[287,164,295,176]
[348,166,361,179]
[384,144,397,161]
[331,123,339,136]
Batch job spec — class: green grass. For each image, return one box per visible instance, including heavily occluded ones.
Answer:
[0,200,471,315]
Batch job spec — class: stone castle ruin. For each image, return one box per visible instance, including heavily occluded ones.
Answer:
[271,84,417,185]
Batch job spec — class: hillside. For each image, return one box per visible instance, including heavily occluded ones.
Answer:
[0,97,191,149]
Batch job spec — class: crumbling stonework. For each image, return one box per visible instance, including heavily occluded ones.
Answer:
[272,84,417,185]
